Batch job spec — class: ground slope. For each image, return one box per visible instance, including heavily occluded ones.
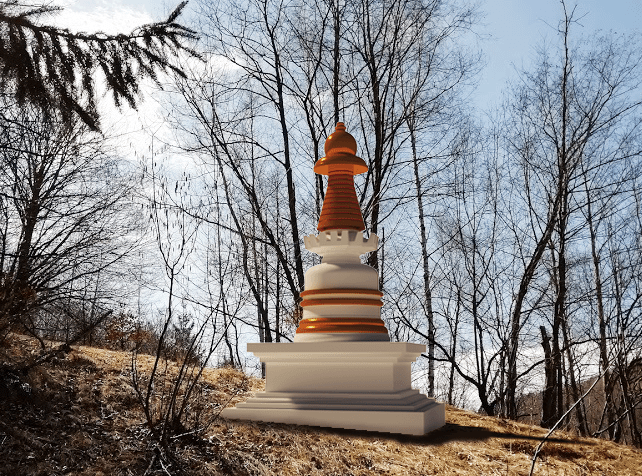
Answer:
[1,338,641,475]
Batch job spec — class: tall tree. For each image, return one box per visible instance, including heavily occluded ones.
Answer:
[345,0,476,274]
[0,98,139,345]
[504,1,642,422]
[176,0,478,349]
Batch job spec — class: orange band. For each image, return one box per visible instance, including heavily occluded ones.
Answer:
[296,317,389,334]
[317,172,365,231]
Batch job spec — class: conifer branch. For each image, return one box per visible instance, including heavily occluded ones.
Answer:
[0,0,198,130]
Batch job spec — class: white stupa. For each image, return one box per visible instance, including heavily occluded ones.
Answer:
[221,123,445,435]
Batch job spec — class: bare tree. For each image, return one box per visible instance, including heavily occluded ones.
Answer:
[170,0,479,354]
[504,1,642,424]
[345,0,477,274]
[131,160,234,466]
[0,98,139,350]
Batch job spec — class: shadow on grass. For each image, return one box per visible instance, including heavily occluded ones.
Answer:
[252,421,594,448]
[377,422,589,446]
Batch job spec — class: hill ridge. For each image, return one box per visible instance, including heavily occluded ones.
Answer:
[1,338,641,475]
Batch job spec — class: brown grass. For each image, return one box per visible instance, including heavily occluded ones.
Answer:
[1,335,642,475]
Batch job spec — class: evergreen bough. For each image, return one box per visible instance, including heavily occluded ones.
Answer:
[0,0,197,130]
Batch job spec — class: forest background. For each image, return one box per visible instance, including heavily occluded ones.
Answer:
[2,0,642,450]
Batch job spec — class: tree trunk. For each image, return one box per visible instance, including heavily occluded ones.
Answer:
[585,179,617,438]
[332,0,341,125]
[265,7,305,299]
[540,325,557,427]
[410,121,435,397]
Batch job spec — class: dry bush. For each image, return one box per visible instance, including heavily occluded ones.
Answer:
[128,311,243,475]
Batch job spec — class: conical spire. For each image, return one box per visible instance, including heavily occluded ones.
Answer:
[315,123,368,232]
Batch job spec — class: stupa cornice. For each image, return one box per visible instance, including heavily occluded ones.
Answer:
[303,229,378,256]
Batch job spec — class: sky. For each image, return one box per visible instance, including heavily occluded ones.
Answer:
[51,0,642,116]
[477,0,642,109]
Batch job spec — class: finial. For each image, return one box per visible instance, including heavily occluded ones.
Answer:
[324,122,357,157]
[314,122,367,176]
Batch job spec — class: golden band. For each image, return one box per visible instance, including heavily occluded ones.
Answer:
[317,173,365,231]
[296,317,389,334]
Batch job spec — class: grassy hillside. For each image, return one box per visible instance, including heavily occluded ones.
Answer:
[1,337,641,475]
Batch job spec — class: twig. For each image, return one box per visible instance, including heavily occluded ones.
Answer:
[210,375,248,425]
[159,456,172,476]
[529,371,603,475]
[143,451,158,476]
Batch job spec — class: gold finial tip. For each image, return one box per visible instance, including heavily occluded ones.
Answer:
[315,122,367,176]
[325,122,357,156]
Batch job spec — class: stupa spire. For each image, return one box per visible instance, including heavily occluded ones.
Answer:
[315,122,367,232]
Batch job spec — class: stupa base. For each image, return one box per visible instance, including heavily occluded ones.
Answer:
[220,341,445,435]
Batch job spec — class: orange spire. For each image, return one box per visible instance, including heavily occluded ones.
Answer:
[316,123,368,232]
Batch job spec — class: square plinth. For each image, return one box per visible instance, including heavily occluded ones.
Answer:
[220,341,445,435]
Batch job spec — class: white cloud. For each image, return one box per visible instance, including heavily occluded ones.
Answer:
[49,0,154,35]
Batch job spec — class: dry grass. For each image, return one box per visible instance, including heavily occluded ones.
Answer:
[1,335,642,475]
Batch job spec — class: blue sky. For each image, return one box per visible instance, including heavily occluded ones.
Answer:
[477,0,642,108]
[54,0,641,113]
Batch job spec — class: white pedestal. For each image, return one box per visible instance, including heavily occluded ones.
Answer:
[221,342,445,435]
